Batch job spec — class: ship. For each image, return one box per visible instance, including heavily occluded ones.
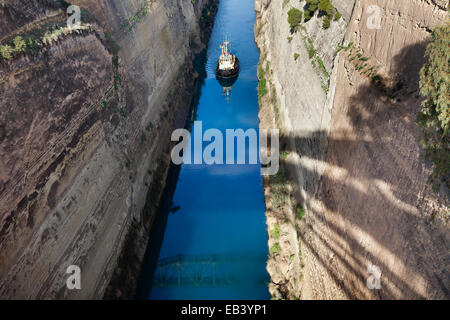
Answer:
[216,37,239,78]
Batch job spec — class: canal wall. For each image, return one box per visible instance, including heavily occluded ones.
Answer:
[255,0,449,299]
[0,0,218,299]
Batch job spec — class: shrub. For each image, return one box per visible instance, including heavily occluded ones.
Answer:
[318,0,335,17]
[13,36,26,53]
[258,78,268,97]
[140,132,147,144]
[305,0,319,12]
[270,243,281,255]
[0,45,14,60]
[334,11,342,21]
[322,16,331,29]
[305,0,336,24]
[306,41,316,59]
[296,204,305,220]
[417,23,450,193]
[304,0,319,21]
[271,224,280,240]
[287,8,303,31]
[27,37,37,49]
[316,56,329,78]
[258,65,268,97]
[294,53,300,60]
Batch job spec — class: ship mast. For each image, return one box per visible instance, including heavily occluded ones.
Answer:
[223,34,229,56]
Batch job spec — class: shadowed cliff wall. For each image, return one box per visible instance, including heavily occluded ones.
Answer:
[256,0,449,299]
[0,0,217,299]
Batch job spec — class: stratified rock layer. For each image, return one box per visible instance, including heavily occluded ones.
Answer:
[256,0,449,299]
[0,0,217,299]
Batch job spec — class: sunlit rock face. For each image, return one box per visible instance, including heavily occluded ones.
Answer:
[256,0,449,300]
[0,0,217,299]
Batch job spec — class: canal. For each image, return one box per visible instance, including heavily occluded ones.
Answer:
[138,0,270,300]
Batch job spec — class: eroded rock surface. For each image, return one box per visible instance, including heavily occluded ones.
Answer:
[256,0,449,299]
[0,0,218,299]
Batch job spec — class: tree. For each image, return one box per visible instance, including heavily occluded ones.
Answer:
[318,0,335,18]
[287,8,303,31]
[417,23,449,194]
[305,0,319,12]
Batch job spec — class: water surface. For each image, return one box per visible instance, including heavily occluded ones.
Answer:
[140,0,269,300]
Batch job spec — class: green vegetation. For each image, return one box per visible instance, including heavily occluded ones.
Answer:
[287,8,303,31]
[0,21,92,62]
[271,84,282,131]
[295,204,305,220]
[42,27,64,45]
[13,36,26,53]
[0,45,14,60]
[145,122,153,132]
[417,23,449,193]
[316,56,328,78]
[271,224,281,240]
[334,10,342,21]
[322,16,331,29]
[300,34,329,92]
[120,4,149,33]
[104,32,120,54]
[140,132,147,144]
[119,107,127,118]
[258,65,268,97]
[114,74,121,91]
[270,243,281,256]
[318,0,334,17]
[306,38,316,58]
[199,0,218,31]
[269,164,289,210]
[0,36,27,60]
[294,52,300,60]
[304,0,340,29]
[338,42,380,80]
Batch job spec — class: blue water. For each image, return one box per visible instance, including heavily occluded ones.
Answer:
[142,0,269,300]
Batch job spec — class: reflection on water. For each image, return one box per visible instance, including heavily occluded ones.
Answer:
[216,75,238,102]
[140,0,270,300]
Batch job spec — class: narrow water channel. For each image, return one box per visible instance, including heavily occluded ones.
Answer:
[139,0,269,300]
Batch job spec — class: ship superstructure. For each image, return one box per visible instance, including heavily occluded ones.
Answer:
[216,36,239,78]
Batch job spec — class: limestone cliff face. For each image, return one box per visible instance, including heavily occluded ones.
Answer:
[256,0,449,299]
[0,0,217,299]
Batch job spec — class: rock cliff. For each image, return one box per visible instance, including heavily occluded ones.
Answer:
[256,0,449,299]
[0,0,217,299]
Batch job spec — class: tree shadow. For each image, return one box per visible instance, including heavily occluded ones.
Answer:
[275,39,449,299]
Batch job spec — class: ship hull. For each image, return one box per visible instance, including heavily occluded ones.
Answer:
[216,57,240,78]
